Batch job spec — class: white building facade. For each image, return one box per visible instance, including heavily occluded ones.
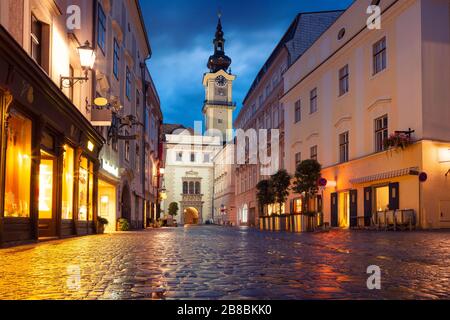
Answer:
[162,129,221,224]
[282,0,450,230]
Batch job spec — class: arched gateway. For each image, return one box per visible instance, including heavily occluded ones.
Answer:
[184,207,200,225]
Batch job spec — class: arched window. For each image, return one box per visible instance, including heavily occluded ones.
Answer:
[189,181,195,194]
[195,182,201,194]
[183,181,188,194]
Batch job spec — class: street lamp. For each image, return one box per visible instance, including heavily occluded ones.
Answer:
[77,41,96,70]
[60,41,96,89]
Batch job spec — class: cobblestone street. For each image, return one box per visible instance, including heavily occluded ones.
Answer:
[0,226,449,300]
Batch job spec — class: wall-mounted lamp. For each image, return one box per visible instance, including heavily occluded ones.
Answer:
[60,41,96,89]
[87,141,95,152]
[438,148,450,163]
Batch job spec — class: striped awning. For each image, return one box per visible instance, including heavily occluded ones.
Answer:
[349,167,419,185]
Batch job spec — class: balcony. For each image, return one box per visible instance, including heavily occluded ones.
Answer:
[203,100,236,112]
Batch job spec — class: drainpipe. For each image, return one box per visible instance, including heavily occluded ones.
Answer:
[140,55,151,229]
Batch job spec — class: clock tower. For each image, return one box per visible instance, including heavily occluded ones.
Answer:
[202,14,236,143]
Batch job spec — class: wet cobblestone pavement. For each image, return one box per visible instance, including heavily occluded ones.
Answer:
[0,226,449,300]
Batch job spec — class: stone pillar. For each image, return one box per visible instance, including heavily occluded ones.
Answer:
[0,90,13,245]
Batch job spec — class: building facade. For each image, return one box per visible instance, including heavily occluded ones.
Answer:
[144,70,163,226]
[0,0,161,246]
[162,126,221,225]
[213,143,236,225]
[282,0,450,230]
[163,16,236,225]
[0,0,103,245]
[90,0,159,231]
[233,11,343,227]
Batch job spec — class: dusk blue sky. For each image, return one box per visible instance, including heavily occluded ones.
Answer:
[140,0,353,127]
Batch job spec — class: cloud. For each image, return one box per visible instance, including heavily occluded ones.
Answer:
[141,0,353,126]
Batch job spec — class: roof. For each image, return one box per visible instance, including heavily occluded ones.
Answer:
[242,10,344,105]
[134,0,152,57]
[286,10,344,63]
[162,124,186,135]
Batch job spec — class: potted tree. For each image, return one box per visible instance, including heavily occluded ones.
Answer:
[117,218,130,231]
[256,179,275,217]
[96,217,109,234]
[292,159,322,231]
[168,202,179,227]
[270,169,291,215]
[256,179,275,229]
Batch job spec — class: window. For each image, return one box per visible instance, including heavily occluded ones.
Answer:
[373,37,387,75]
[375,186,389,212]
[310,88,318,114]
[136,90,140,108]
[339,132,349,163]
[338,28,346,40]
[294,100,301,123]
[136,145,140,173]
[218,119,223,124]
[176,152,183,162]
[195,182,201,195]
[259,95,263,107]
[293,198,303,214]
[375,115,388,152]
[97,4,106,52]
[310,145,318,161]
[4,110,32,218]
[183,182,188,194]
[339,65,349,96]
[31,14,43,66]
[295,152,302,166]
[189,182,194,194]
[265,85,271,97]
[113,39,120,79]
[62,145,74,220]
[78,156,94,221]
[204,153,210,163]
[273,109,279,128]
[190,153,196,163]
[124,131,130,162]
[126,67,131,100]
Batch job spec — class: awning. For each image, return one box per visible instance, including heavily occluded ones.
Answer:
[349,167,419,185]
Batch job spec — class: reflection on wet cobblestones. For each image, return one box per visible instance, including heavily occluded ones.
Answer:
[0,226,449,300]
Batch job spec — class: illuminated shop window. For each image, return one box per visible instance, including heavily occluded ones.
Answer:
[268,203,285,215]
[293,198,303,214]
[4,110,32,218]
[78,156,94,221]
[88,162,94,221]
[39,158,54,219]
[375,186,389,212]
[62,145,74,220]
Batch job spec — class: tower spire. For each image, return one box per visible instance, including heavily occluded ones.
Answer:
[207,13,232,73]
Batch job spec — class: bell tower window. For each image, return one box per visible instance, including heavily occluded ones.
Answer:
[217,41,223,52]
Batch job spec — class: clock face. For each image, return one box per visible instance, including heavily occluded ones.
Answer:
[215,75,228,87]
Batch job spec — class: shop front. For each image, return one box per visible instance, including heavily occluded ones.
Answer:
[0,26,103,247]
[97,157,120,233]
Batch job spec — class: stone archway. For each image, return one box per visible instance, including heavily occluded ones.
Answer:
[121,182,131,223]
[184,207,200,225]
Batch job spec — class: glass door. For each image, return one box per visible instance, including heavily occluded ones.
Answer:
[38,153,56,238]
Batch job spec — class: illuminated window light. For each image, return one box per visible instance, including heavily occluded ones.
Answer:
[87,141,95,152]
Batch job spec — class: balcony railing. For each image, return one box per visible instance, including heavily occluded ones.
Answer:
[203,100,236,107]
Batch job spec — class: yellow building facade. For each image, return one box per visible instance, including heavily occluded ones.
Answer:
[282,0,450,230]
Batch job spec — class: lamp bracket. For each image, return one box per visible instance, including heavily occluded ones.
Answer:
[60,76,89,89]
